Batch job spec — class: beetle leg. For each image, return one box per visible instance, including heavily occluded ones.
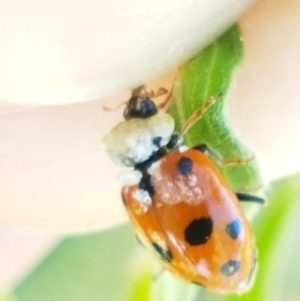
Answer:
[180,93,222,136]
[235,192,265,204]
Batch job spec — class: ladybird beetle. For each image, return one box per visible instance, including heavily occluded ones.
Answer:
[102,85,263,294]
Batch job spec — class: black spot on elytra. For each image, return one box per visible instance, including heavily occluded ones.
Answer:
[184,217,213,246]
[177,156,193,175]
[225,219,242,240]
[220,260,240,277]
[152,242,173,263]
[139,172,155,196]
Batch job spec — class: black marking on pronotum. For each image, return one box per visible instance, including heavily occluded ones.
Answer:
[152,136,162,148]
[134,148,166,172]
[139,172,155,196]
[166,133,183,149]
[184,217,213,246]
[225,219,242,240]
[220,260,240,277]
[152,242,173,263]
[177,156,193,176]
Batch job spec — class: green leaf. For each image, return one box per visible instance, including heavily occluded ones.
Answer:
[169,25,262,193]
